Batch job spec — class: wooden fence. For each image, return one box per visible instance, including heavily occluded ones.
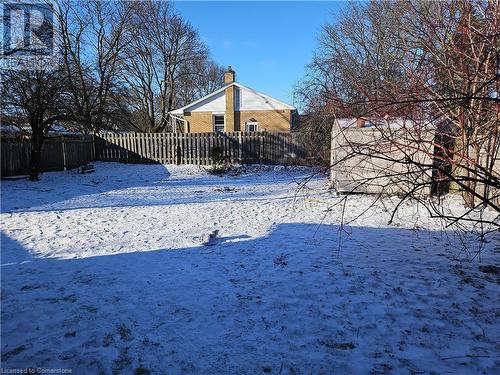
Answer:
[1,132,307,178]
[1,136,94,177]
[95,132,306,165]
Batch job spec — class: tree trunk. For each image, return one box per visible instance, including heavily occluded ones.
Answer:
[29,131,44,181]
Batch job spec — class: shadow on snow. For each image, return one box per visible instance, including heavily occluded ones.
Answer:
[1,223,498,373]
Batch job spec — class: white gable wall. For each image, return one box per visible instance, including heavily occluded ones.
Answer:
[237,86,290,111]
[187,90,226,112]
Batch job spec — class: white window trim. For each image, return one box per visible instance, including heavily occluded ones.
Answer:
[245,121,259,132]
[212,114,225,132]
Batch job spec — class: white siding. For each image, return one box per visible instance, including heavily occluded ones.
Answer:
[188,90,226,112]
[238,86,291,111]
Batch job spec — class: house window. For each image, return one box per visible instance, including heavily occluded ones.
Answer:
[245,121,259,132]
[213,115,225,132]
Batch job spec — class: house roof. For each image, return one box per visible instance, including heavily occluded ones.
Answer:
[171,82,296,115]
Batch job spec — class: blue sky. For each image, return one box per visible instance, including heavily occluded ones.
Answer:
[173,1,346,108]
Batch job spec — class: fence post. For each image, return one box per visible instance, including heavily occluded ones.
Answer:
[238,131,243,164]
[91,133,96,161]
[259,133,264,165]
[175,134,181,165]
[61,136,67,170]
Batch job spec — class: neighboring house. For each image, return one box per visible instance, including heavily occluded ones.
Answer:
[171,66,297,133]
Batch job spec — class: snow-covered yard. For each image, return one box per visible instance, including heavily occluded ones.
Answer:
[1,162,498,374]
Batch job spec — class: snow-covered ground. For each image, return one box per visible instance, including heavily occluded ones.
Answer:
[1,162,498,374]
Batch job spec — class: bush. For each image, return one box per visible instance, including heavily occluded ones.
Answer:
[208,146,233,175]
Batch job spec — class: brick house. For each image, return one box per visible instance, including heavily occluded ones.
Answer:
[170,67,297,133]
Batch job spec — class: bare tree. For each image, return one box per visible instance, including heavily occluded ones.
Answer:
[1,66,69,180]
[398,1,500,211]
[119,0,216,133]
[297,0,499,230]
[295,1,410,164]
[58,0,133,133]
[175,59,225,106]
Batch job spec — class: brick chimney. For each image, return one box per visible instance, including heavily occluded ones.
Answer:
[224,66,235,84]
[224,66,236,131]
